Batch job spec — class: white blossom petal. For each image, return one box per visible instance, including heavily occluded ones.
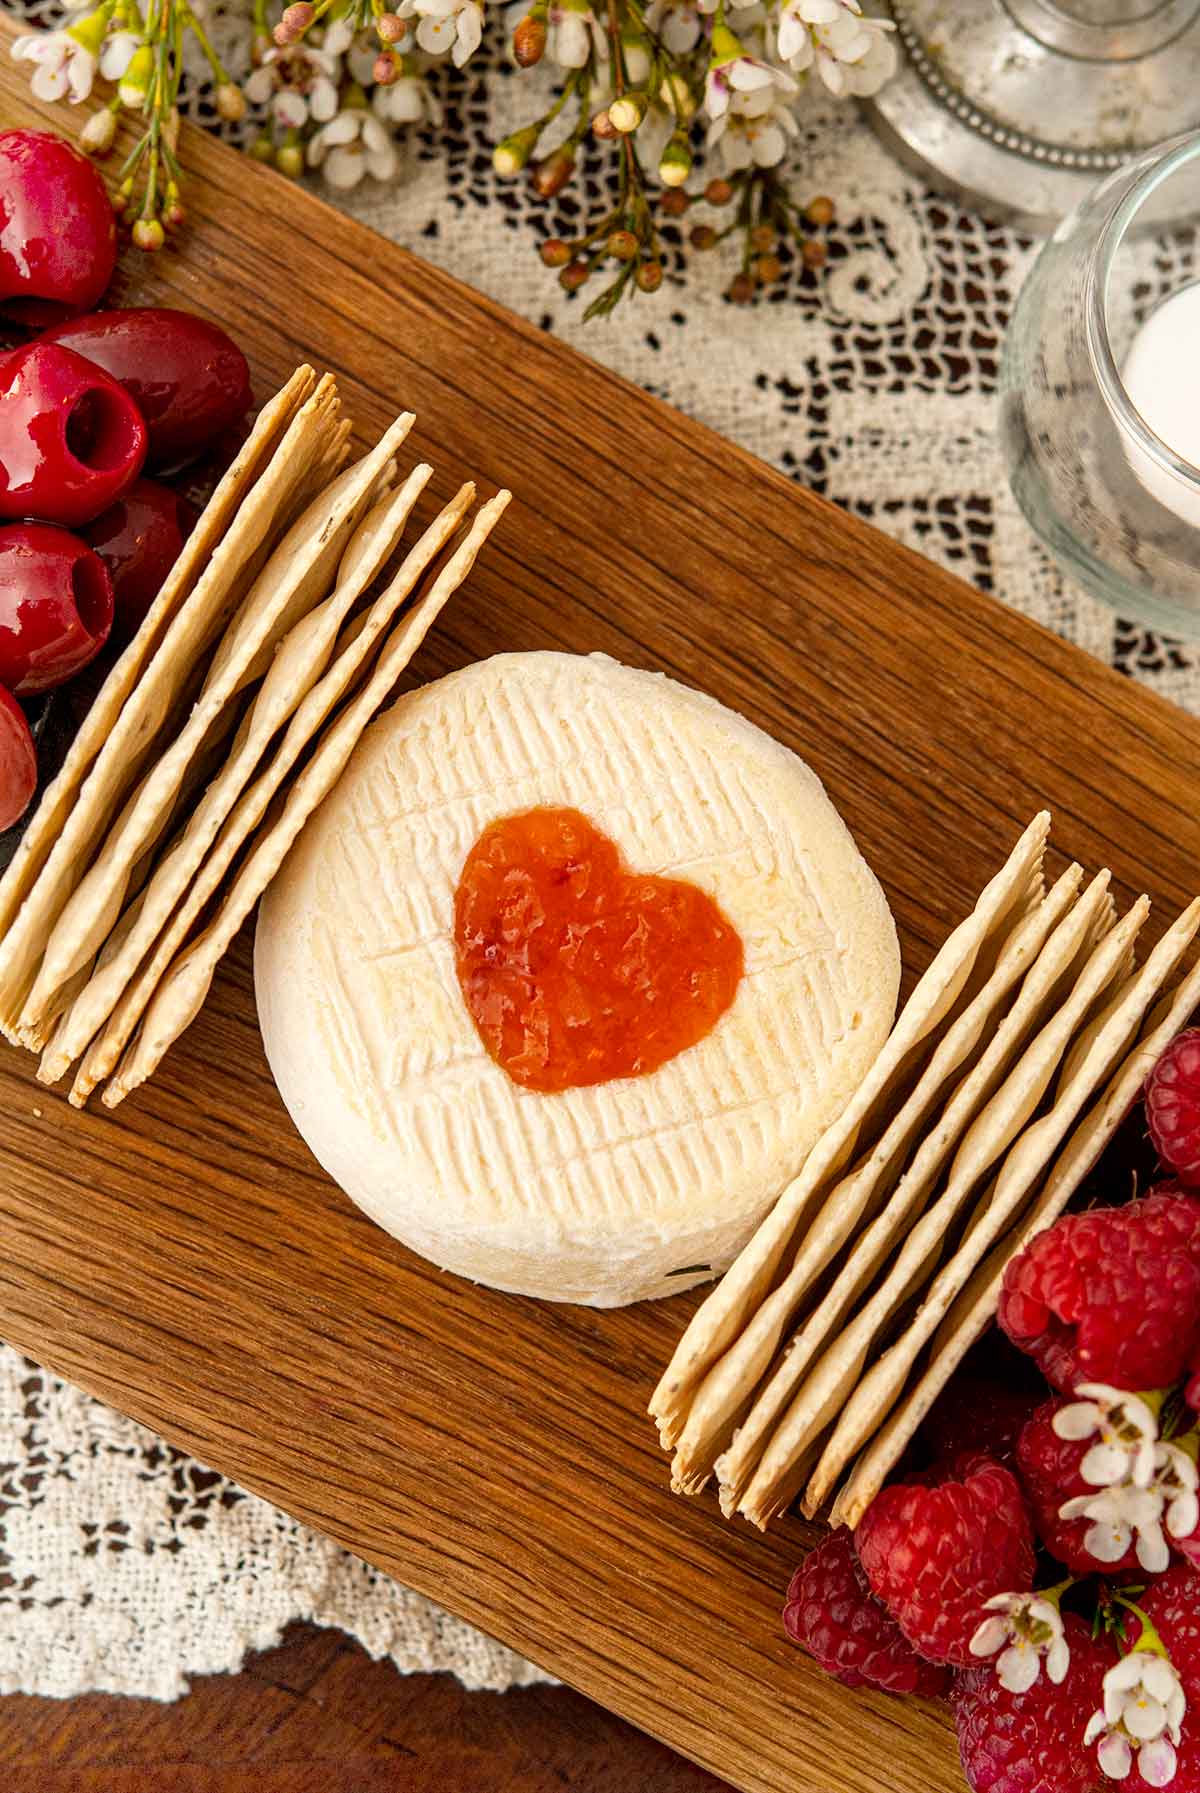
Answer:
[751,119,786,165]
[243,65,274,102]
[997,1642,1041,1695]
[1139,1738,1179,1788]
[1100,1732,1133,1780]
[30,60,70,100]
[969,1616,1010,1658]
[323,143,366,187]
[310,76,339,122]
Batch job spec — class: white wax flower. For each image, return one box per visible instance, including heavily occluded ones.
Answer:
[398,0,484,67]
[1085,1650,1185,1787]
[11,13,104,103]
[1054,1384,1160,1488]
[969,1592,1070,1695]
[306,107,399,186]
[244,43,341,126]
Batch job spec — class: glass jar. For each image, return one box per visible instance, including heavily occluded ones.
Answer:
[999,131,1200,636]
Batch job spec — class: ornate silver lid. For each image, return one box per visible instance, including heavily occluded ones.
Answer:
[862,0,1200,230]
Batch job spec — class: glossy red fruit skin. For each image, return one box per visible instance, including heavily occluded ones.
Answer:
[0,341,148,528]
[0,130,117,327]
[40,308,252,469]
[82,476,195,636]
[0,522,114,696]
[0,683,37,831]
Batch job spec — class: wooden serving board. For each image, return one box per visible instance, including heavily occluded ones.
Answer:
[4,42,1200,1793]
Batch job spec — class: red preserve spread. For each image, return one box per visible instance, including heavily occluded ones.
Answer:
[453,805,745,1094]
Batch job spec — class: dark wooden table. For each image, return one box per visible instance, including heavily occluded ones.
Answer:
[1,1624,731,1792]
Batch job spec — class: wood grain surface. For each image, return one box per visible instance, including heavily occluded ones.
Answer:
[4,39,1200,1793]
[1,1622,728,1793]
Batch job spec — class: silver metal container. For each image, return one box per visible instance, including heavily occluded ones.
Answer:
[863,0,1200,230]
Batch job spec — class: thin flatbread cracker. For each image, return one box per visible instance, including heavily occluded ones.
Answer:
[0,374,341,1040]
[68,481,476,1106]
[648,812,1051,1451]
[102,490,511,1104]
[800,895,1200,1524]
[712,864,1104,1511]
[0,367,316,958]
[738,890,1147,1527]
[832,945,1200,1529]
[673,862,1087,1499]
[18,411,410,1042]
[39,459,430,1085]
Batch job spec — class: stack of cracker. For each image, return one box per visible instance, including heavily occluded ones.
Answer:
[0,367,509,1108]
[650,813,1200,1533]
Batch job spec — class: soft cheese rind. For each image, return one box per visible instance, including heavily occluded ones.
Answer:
[255,651,900,1307]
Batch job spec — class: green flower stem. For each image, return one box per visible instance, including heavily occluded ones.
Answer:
[1114,1599,1170,1660]
[183,3,234,88]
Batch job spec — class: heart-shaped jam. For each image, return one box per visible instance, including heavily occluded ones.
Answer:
[454,806,744,1094]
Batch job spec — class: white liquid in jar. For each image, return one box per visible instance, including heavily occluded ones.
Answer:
[1121,282,1200,529]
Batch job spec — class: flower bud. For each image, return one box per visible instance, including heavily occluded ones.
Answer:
[608,91,647,134]
[513,11,547,65]
[377,10,405,40]
[117,42,153,107]
[559,260,589,292]
[373,49,399,82]
[658,71,695,119]
[112,176,133,215]
[591,108,618,141]
[749,223,775,252]
[274,1,314,43]
[607,229,638,261]
[659,187,688,217]
[689,223,716,250]
[275,140,305,177]
[493,122,541,176]
[530,145,575,199]
[163,199,187,232]
[805,194,835,228]
[132,216,165,251]
[540,237,572,267]
[728,272,754,304]
[754,252,782,284]
[658,132,691,188]
[80,107,117,156]
[216,81,247,121]
[635,259,663,293]
[249,131,275,163]
[704,177,732,206]
[801,237,827,269]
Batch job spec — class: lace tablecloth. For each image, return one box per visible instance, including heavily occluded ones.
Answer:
[4,12,1200,1703]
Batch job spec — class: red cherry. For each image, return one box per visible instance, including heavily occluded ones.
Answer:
[0,522,114,695]
[0,684,37,831]
[0,341,147,527]
[40,309,252,470]
[0,129,117,327]
[82,477,194,636]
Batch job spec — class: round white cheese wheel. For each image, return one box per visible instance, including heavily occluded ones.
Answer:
[255,652,900,1307]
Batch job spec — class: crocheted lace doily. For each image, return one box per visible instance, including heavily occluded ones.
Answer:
[3,1,1198,1702]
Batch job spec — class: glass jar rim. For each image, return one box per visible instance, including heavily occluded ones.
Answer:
[1086,129,1200,496]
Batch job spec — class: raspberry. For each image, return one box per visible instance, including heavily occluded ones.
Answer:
[1015,1398,1140,1575]
[782,1529,950,1698]
[855,1457,1036,1666]
[1148,1029,1200,1186]
[998,1185,1200,1393]
[951,1613,1112,1793]
[1131,1562,1200,1791]
[922,1378,1044,1471]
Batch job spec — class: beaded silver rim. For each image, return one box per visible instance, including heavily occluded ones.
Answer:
[885,0,1129,172]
